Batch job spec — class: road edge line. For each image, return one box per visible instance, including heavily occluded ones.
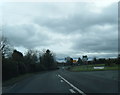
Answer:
[69,89,76,93]
[58,74,86,95]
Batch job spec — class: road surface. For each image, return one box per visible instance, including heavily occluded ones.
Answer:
[2,67,119,94]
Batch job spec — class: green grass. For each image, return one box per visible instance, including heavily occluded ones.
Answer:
[69,64,120,72]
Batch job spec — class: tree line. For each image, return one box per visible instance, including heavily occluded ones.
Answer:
[1,37,57,81]
[64,55,119,66]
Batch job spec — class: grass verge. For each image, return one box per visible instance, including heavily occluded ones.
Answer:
[3,72,38,87]
[68,64,120,72]
[2,69,58,87]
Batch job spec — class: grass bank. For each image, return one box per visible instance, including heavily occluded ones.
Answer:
[68,64,120,72]
[2,73,36,87]
[3,68,59,87]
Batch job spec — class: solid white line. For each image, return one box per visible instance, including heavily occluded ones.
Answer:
[69,89,76,93]
[58,74,86,95]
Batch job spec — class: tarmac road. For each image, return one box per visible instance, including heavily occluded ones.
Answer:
[2,67,119,94]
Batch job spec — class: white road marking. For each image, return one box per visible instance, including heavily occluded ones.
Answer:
[60,80,64,82]
[9,83,17,89]
[58,74,86,95]
[69,89,76,93]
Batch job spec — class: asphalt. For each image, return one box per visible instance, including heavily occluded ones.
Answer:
[2,67,119,94]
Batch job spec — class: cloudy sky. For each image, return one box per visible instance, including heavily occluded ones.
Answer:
[1,0,118,59]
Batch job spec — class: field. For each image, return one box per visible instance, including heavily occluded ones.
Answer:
[69,64,120,72]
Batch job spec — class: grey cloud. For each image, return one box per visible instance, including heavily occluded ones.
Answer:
[33,3,117,35]
[3,24,52,49]
[2,2,118,59]
[72,29,118,54]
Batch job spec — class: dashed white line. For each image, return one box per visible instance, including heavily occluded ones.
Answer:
[58,74,86,95]
[60,80,64,82]
[69,89,76,93]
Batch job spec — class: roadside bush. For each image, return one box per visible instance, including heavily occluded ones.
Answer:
[2,59,18,80]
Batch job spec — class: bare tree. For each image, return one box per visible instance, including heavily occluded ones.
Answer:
[0,36,13,58]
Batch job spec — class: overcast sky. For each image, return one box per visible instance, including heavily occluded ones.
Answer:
[1,1,118,59]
